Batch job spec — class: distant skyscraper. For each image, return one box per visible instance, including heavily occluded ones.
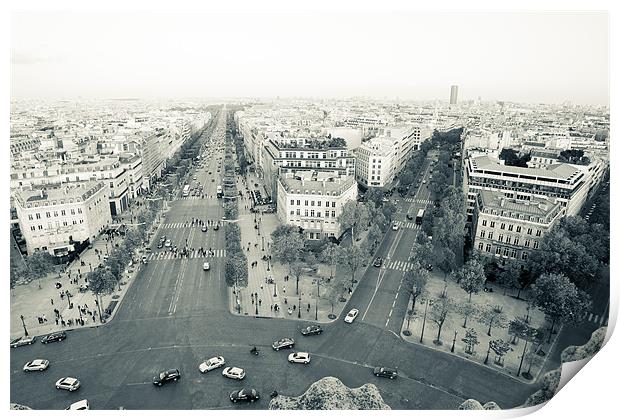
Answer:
[450,85,459,105]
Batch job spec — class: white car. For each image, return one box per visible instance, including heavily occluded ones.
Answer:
[222,366,245,380]
[165,240,171,247]
[392,223,399,231]
[344,308,359,324]
[66,399,89,410]
[23,359,50,372]
[199,356,225,373]
[56,377,81,391]
[203,262,210,271]
[288,352,311,364]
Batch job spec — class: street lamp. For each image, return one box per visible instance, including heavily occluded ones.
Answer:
[420,299,432,344]
[298,295,302,318]
[66,290,72,309]
[484,341,492,365]
[262,236,265,252]
[267,258,271,271]
[20,315,29,337]
[273,280,277,298]
[451,331,458,353]
[255,297,259,315]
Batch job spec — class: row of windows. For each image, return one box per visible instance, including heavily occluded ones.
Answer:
[30,219,85,230]
[290,209,337,218]
[290,199,337,207]
[477,242,529,260]
[480,219,542,236]
[478,232,539,248]
[28,208,83,220]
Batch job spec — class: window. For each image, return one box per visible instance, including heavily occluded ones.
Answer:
[30,226,36,231]
[508,224,513,231]
[290,211,294,216]
[488,232,494,240]
[480,230,486,238]
[522,252,528,261]
[486,244,492,252]
[304,200,308,206]
[61,210,66,216]
[304,209,308,217]
[317,211,321,218]
[331,210,336,218]
[54,211,58,217]
[28,214,33,220]
[498,234,504,242]
[490,221,495,228]
[290,200,294,205]
[296,209,300,216]
[506,236,511,244]
[478,242,484,250]
[332,202,336,207]
[36,213,41,219]
[524,239,531,247]
[310,210,315,217]
[527,228,533,235]
[297,200,300,206]
[503,248,510,257]
[71,209,75,215]
[511,249,517,258]
[513,238,519,246]
[496,246,501,255]
[318,201,321,207]
[500,223,506,230]
[535,230,541,237]
[516,226,521,233]
[533,241,539,249]
[46,212,51,218]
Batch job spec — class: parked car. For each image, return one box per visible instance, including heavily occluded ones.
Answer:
[11,336,36,348]
[65,399,89,410]
[152,369,181,386]
[202,226,208,232]
[373,367,398,379]
[213,224,219,231]
[203,262,210,271]
[230,388,259,403]
[288,352,311,364]
[272,337,295,351]
[344,309,359,324]
[222,367,245,380]
[165,240,171,247]
[23,359,49,372]
[42,331,66,344]
[56,377,81,391]
[373,257,383,267]
[300,325,323,336]
[199,356,225,373]
[392,223,399,231]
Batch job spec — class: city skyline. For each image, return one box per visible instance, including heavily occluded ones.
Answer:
[11,11,609,105]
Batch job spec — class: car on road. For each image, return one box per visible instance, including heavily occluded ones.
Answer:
[373,257,383,267]
[10,336,36,348]
[65,399,89,410]
[422,180,427,184]
[203,262,210,271]
[213,224,219,231]
[300,325,323,336]
[141,256,148,263]
[56,377,81,391]
[23,359,49,372]
[157,242,164,249]
[344,309,359,324]
[272,337,295,351]
[199,356,225,373]
[222,366,245,380]
[153,369,181,386]
[165,240,171,247]
[373,367,398,379]
[202,226,208,232]
[41,331,66,344]
[230,388,259,403]
[288,352,311,364]
[392,223,399,231]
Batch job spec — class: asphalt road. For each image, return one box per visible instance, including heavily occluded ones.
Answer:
[10,117,539,410]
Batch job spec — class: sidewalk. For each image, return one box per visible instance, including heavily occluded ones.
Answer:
[229,171,371,323]
[10,199,168,339]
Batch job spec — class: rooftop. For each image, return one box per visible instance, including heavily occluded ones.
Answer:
[14,180,107,208]
[478,190,562,218]
[279,171,356,195]
[470,155,583,181]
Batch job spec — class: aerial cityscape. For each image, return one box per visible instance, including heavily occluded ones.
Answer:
[8,7,611,412]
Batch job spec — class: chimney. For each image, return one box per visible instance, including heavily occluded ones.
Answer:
[499,197,505,207]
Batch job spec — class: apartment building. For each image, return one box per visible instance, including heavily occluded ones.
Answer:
[463,155,589,219]
[14,181,112,257]
[355,126,429,188]
[141,130,168,189]
[472,190,565,262]
[276,171,358,240]
[262,136,355,198]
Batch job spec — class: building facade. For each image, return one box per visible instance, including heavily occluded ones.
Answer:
[14,181,112,256]
[472,190,565,263]
[276,171,358,240]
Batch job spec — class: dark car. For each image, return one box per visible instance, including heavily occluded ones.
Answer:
[153,369,181,386]
[272,337,295,351]
[201,226,208,232]
[213,224,219,231]
[230,388,260,403]
[373,257,383,267]
[300,325,323,336]
[41,331,67,344]
[373,367,398,379]
[10,336,36,348]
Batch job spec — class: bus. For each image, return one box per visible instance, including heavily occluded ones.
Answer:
[182,185,190,197]
[216,185,223,198]
[415,209,425,225]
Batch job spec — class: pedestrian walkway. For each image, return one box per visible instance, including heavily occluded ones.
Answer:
[161,222,220,229]
[404,198,433,204]
[579,311,608,326]
[146,249,226,260]
[394,220,422,230]
[383,259,416,272]
[179,195,214,200]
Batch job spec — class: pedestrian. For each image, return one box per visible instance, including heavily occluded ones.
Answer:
[92,315,96,322]
[258,299,262,306]
[283,286,286,294]
[43,315,47,322]
[61,320,66,327]
[51,298,54,305]
[270,304,273,311]
[55,318,59,325]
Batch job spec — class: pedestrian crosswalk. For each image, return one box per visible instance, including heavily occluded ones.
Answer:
[160,222,222,229]
[146,249,226,260]
[394,220,422,230]
[178,196,211,200]
[579,311,608,326]
[404,198,432,204]
[383,259,416,272]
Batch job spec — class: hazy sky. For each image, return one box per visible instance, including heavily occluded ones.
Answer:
[10,10,609,104]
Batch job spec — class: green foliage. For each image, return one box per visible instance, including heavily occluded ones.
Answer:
[23,251,55,281]
[337,245,370,288]
[499,148,531,167]
[455,258,486,301]
[337,201,370,241]
[429,295,453,343]
[477,305,508,336]
[87,267,117,296]
[462,328,479,354]
[225,252,248,288]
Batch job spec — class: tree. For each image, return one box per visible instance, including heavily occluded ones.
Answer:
[225,252,248,288]
[402,262,429,314]
[88,267,117,321]
[324,275,346,317]
[24,251,55,286]
[509,316,545,377]
[367,224,383,251]
[320,242,340,280]
[461,328,479,354]
[456,301,480,328]
[364,188,387,208]
[337,245,369,289]
[337,201,370,241]
[499,148,531,167]
[478,305,508,336]
[435,247,456,282]
[223,200,238,219]
[456,258,486,302]
[494,261,521,296]
[271,227,306,289]
[429,295,453,345]
[399,169,415,186]
[10,265,24,296]
[488,339,513,366]
[380,202,397,223]
[531,273,592,342]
